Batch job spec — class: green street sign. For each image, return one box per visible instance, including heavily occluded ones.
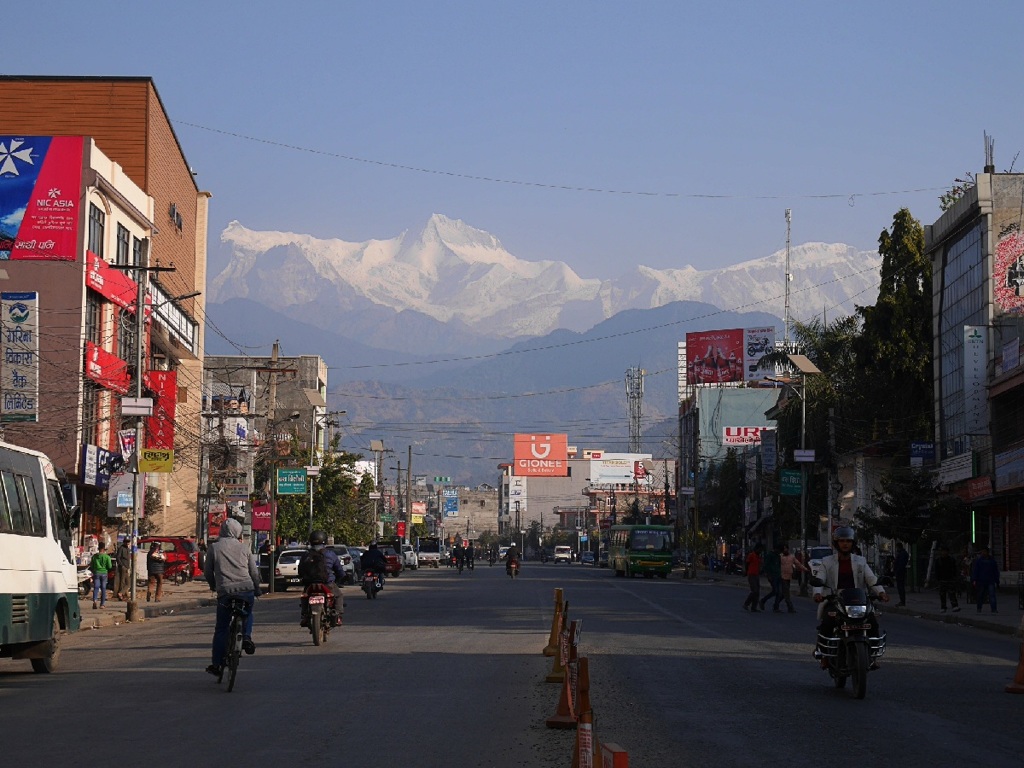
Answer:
[780,469,802,496]
[277,467,307,495]
[380,514,394,522]
[434,476,451,482]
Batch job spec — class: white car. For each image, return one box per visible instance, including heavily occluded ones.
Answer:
[554,545,573,563]
[401,544,418,570]
[273,547,308,591]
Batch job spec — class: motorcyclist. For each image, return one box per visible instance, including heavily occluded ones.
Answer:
[465,542,475,570]
[300,530,345,627]
[360,542,389,589]
[453,540,466,571]
[505,543,520,574]
[812,526,888,666]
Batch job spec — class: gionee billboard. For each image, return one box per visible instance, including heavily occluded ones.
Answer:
[513,433,568,477]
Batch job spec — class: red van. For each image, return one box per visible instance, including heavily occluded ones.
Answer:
[140,536,201,582]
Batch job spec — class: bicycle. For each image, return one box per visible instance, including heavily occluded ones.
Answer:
[217,596,250,692]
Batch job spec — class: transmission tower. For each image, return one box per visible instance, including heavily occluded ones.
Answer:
[625,367,645,453]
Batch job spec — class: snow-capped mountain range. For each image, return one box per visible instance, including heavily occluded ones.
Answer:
[209,214,880,354]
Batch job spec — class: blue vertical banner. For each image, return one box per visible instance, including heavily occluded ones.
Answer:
[443,488,459,517]
[1,291,39,422]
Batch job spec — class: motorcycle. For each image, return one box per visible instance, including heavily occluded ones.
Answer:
[506,558,519,579]
[811,577,886,699]
[488,553,496,566]
[300,583,340,646]
[362,570,382,599]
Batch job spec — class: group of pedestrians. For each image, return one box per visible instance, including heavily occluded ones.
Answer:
[742,543,808,613]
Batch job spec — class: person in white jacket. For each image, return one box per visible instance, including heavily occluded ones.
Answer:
[812,527,888,666]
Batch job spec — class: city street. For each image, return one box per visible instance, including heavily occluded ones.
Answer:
[3,564,1022,767]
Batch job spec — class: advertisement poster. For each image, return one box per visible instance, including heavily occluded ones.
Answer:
[1,291,39,422]
[513,432,569,477]
[963,326,988,435]
[993,229,1024,315]
[743,326,776,381]
[685,329,745,384]
[443,487,459,517]
[251,502,271,532]
[145,370,177,450]
[0,136,84,261]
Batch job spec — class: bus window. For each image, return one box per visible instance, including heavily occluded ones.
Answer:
[3,470,30,532]
[22,475,44,535]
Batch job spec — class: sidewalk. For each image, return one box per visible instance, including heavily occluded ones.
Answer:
[77,579,217,630]
[678,570,1024,637]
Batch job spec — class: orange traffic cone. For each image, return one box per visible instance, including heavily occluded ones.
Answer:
[570,709,595,768]
[544,588,564,657]
[545,657,578,729]
[1006,641,1024,694]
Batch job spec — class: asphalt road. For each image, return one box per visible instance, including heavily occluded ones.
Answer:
[3,564,1022,767]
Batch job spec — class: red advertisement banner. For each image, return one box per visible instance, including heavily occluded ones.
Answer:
[685,329,745,384]
[86,251,140,311]
[84,341,130,394]
[0,136,84,261]
[252,502,271,532]
[145,370,177,450]
[513,433,569,477]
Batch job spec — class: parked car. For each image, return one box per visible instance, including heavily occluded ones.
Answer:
[327,544,356,584]
[139,536,201,582]
[348,546,366,579]
[580,551,596,566]
[378,544,403,576]
[807,545,834,576]
[273,547,308,591]
[401,544,418,570]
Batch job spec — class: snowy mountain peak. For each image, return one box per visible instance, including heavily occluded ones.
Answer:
[210,217,881,343]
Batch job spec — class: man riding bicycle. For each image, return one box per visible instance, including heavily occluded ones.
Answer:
[203,518,261,677]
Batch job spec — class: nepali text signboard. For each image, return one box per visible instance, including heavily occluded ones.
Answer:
[1,291,39,422]
[277,468,307,495]
[0,136,84,261]
[780,469,802,496]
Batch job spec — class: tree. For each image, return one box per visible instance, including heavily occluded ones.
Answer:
[701,449,745,542]
[853,208,932,456]
[856,467,937,543]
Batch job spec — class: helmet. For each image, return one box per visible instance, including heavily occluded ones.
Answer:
[832,526,855,542]
[309,530,327,545]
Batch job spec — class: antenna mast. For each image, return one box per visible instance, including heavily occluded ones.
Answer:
[784,209,792,350]
[626,366,645,453]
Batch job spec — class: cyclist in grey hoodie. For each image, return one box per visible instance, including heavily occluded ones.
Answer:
[203,518,261,676]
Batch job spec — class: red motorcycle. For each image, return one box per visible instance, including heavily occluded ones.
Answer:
[299,583,340,646]
[506,558,519,579]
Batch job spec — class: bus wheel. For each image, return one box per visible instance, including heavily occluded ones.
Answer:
[31,612,62,673]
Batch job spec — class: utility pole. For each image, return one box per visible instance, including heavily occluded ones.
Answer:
[266,341,280,593]
[406,445,412,545]
[113,253,175,623]
[784,209,792,350]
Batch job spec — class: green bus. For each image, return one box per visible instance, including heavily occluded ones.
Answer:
[608,524,674,579]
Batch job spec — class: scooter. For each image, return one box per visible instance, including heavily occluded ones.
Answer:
[300,583,340,646]
[506,558,519,579]
[811,577,886,700]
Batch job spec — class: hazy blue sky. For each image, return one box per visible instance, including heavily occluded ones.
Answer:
[6,1,1022,278]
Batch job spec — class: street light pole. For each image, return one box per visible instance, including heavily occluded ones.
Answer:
[786,354,821,597]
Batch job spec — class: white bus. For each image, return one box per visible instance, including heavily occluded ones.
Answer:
[0,441,81,672]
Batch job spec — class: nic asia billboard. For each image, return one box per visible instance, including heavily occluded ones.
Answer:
[0,136,84,261]
[513,433,568,477]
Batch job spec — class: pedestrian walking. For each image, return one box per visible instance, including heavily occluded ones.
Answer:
[894,542,909,606]
[146,542,166,602]
[90,541,113,609]
[114,537,133,600]
[759,543,783,612]
[932,545,960,613]
[776,545,808,612]
[742,544,763,612]
[959,546,974,602]
[970,546,1000,613]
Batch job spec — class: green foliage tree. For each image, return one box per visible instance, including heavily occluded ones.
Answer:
[854,208,932,456]
[701,449,744,542]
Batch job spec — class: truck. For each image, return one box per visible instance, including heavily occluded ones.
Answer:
[417,536,442,568]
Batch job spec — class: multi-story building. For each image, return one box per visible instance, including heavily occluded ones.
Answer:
[199,353,328,541]
[0,77,207,537]
[925,170,1024,572]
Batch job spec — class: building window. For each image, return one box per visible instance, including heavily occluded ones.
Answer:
[116,224,130,266]
[88,204,105,257]
[118,310,135,364]
[85,291,102,346]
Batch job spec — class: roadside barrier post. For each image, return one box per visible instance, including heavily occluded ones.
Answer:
[599,743,630,768]
[1006,616,1024,694]
[544,587,564,656]
[546,604,570,682]
[547,622,582,729]
[570,709,595,768]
